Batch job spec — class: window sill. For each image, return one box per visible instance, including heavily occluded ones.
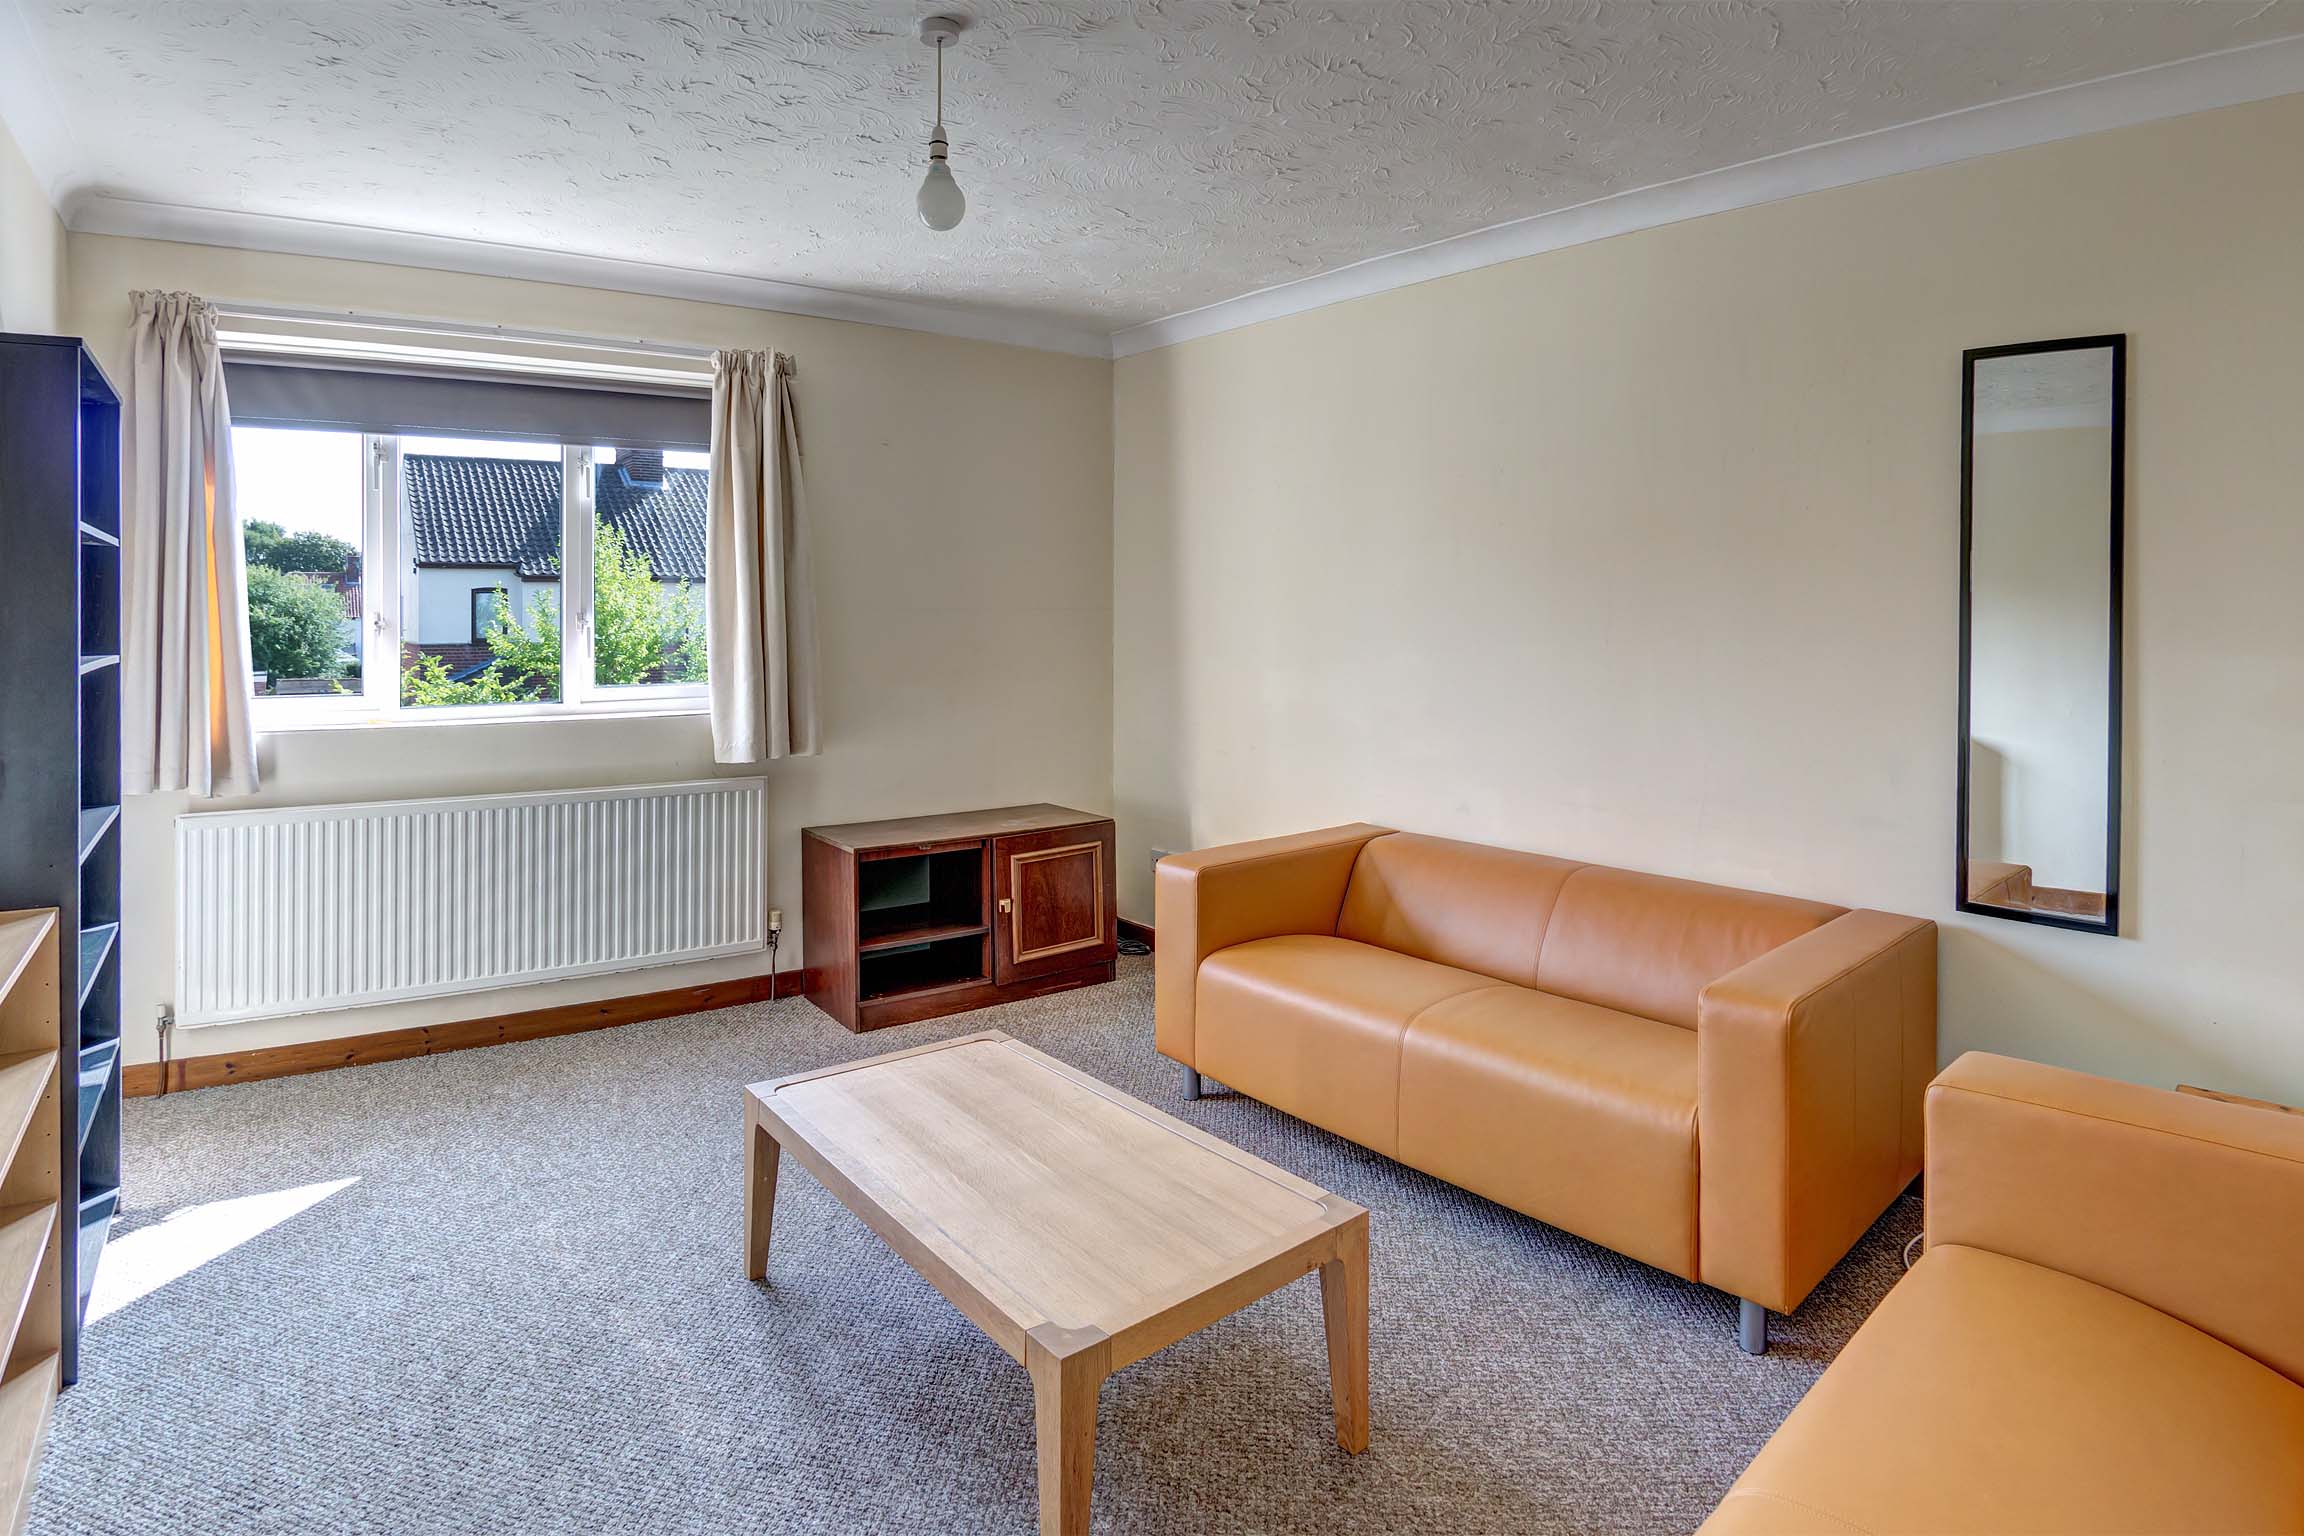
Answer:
[253,698,709,736]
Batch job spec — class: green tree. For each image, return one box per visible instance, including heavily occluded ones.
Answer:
[243,518,285,568]
[402,589,561,706]
[264,530,359,576]
[245,564,349,682]
[592,522,706,685]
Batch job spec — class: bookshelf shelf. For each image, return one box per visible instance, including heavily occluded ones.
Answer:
[0,332,122,1389]
[74,807,117,865]
[0,911,64,1506]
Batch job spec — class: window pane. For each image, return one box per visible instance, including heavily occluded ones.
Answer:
[589,446,708,688]
[470,586,506,642]
[232,426,365,699]
[399,437,563,708]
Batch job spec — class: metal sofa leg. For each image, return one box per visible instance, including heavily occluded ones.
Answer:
[1181,1065,1204,1100]
[1738,1298,1768,1355]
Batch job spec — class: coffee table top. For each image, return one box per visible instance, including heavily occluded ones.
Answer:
[746,1031,1362,1365]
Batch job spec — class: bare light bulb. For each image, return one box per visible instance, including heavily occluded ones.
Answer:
[917,20,966,231]
[918,142,965,231]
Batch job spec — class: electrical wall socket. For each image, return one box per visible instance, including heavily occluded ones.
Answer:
[768,907,784,933]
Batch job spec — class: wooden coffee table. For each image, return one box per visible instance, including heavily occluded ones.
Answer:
[744,1031,1369,1534]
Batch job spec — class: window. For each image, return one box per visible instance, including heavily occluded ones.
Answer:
[229,408,710,727]
[587,446,710,693]
[398,436,566,711]
[470,587,506,643]
[234,426,367,699]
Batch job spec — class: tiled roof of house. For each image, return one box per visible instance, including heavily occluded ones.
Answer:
[404,453,707,581]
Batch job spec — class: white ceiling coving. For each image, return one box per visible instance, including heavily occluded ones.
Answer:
[5,0,2303,355]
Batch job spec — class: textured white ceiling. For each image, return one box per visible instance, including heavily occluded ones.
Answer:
[13,0,2304,331]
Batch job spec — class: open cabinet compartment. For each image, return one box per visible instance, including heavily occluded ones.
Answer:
[858,933,992,1001]
[856,847,986,950]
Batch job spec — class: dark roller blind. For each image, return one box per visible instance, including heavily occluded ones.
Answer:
[224,361,710,450]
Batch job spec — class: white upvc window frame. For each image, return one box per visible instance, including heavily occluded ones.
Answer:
[246,432,709,733]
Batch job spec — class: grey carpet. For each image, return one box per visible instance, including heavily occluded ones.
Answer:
[32,956,1919,1535]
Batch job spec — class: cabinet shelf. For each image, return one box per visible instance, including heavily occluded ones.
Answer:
[858,937,990,1001]
[856,918,989,953]
[75,1042,117,1155]
[75,806,118,865]
[0,917,50,1004]
[0,1204,56,1361]
[74,1189,116,1323]
[0,1354,60,1532]
[76,924,117,1011]
[0,1054,54,1179]
[76,521,117,548]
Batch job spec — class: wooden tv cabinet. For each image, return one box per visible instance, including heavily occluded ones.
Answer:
[801,805,1117,1032]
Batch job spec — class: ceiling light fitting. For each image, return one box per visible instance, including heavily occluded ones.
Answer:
[916,15,967,231]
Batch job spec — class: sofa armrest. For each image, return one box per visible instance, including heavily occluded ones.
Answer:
[1927,1051,2304,1384]
[1152,824,1391,1067]
[1697,910,1936,1313]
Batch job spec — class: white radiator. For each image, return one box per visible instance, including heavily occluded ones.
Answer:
[176,778,767,1026]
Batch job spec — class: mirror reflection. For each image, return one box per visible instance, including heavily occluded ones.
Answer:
[1960,338,2123,932]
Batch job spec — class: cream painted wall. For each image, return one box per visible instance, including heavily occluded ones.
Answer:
[68,233,1112,1066]
[0,115,65,332]
[1114,92,2304,1103]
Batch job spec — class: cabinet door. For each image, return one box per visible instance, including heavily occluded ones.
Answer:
[992,823,1116,985]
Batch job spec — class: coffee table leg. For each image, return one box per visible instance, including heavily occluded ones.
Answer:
[745,1106,780,1281]
[1027,1333,1107,1536]
[1320,1211,1370,1454]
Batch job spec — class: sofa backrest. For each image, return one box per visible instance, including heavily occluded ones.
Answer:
[1336,832,1845,1028]
[1335,833,1580,987]
[1536,866,1844,1029]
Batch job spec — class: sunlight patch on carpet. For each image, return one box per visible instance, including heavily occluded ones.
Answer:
[87,1178,360,1326]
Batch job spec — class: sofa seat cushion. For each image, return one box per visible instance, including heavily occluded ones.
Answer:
[1396,985,1700,1277]
[1196,935,1504,1157]
[1700,1243,2304,1536]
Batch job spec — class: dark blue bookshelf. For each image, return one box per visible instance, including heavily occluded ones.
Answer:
[0,333,122,1387]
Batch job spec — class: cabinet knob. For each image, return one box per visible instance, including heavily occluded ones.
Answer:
[997,898,1012,915]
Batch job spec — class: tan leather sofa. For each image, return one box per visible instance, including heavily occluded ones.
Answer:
[1701,1052,2304,1534]
[1154,824,1936,1351]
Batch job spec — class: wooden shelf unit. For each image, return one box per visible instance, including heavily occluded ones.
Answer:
[804,805,1118,1031]
[0,910,67,1527]
[0,333,123,1389]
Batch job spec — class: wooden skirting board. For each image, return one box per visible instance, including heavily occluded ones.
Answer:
[124,967,813,1097]
[1118,918,1154,950]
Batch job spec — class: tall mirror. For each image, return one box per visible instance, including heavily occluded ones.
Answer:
[1958,335,2124,934]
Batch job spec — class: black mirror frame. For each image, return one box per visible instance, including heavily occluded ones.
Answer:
[1956,333,2126,936]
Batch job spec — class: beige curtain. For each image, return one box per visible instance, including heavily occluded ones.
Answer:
[707,349,820,762]
[122,290,258,797]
